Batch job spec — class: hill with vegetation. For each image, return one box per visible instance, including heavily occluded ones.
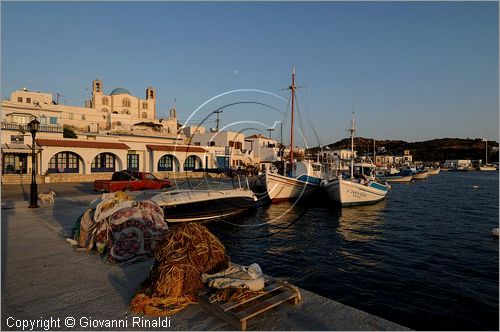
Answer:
[308,137,499,162]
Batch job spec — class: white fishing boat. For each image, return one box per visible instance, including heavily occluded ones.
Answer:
[262,66,322,203]
[378,173,414,182]
[479,165,497,171]
[264,160,322,202]
[323,113,389,206]
[412,170,429,180]
[324,175,389,206]
[427,167,441,175]
[479,138,497,171]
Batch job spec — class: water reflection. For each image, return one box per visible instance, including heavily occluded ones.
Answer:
[335,201,387,242]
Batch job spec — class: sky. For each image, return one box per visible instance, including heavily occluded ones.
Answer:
[2,1,499,146]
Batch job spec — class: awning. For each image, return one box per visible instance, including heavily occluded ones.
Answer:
[146,144,207,153]
[35,139,130,150]
[1,143,42,153]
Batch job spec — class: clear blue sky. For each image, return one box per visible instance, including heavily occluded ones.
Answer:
[2,1,498,146]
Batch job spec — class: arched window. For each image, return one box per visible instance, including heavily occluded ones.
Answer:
[121,109,130,115]
[122,98,131,107]
[142,102,148,109]
[141,112,148,119]
[184,155,201,171]
[158,155,175,171]
[48,152,80,173]
[91,153,116,172]
[102,97,108,105]
[112,111,118,114]
[102,108,108,113]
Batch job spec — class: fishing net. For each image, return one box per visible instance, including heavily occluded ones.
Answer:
[130,223,230,316]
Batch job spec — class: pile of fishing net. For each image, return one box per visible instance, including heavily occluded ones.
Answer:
[130,223,230,316]
[71,191,168,264]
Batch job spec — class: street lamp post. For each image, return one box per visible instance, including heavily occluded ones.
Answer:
[27,118,40,208]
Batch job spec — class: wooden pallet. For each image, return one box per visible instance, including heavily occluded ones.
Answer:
[196,278,300,331]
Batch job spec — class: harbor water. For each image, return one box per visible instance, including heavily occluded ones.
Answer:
[207,171,499,330]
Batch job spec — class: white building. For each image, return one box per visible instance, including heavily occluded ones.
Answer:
[1,81,282,183]
[244,134,278,162]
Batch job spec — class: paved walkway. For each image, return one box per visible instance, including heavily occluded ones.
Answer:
[1,186,408,330]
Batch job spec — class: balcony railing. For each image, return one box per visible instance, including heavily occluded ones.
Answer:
[1,121,63,133]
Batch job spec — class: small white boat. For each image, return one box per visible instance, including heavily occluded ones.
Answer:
[413,170,429,180]
[384,174,414,182]
[479,165,497,171]
[427,167,441,175]
[150,188,258,223]
[480,139,497,171]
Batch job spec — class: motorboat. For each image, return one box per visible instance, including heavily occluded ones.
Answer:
[150,188,258,223]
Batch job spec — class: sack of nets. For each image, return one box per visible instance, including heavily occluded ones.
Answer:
[131,223,230,316]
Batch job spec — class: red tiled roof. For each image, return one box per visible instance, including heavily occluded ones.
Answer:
[35,139,130,150]
[146,144,207,153]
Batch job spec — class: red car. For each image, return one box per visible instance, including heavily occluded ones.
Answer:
[94,171,172,192]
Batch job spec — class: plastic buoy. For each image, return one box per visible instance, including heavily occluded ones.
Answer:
[492,228,499,237]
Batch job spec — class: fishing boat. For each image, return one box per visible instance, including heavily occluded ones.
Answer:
[427,167,441,175]
[479,165,497,171]
[264,160,323,202]
[150,188,258,223]
[412,170,429,180]
[479,138,497,171]
[377,170,413,182]
[323,113,389,206]
[262,66,322,203]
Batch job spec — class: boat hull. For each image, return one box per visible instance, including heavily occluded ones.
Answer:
[479,166,497,171]
[151,189,257,223]
[413,171,429,180]
[427,168,440,175]
[264,172,318,202]
[384,175,414,182]
[324,177,388,206]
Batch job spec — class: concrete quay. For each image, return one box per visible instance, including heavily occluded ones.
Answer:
[1,183,409,330]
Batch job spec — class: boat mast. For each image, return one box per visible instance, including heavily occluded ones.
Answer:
[485,138,488,165]
[289,66,296,175]
[348,111,356,179]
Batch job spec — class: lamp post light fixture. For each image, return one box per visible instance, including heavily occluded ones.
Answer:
[27,118,40,208]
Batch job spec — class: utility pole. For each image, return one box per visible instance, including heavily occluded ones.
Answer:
[214,110,223,132]
[267,128,274,140]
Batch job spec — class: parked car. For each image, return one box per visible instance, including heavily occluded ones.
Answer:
[93,170,172,192]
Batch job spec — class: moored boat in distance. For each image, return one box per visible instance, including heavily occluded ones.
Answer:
[427,167,441,175]
[479,165,497,171]
[413,170,429,180]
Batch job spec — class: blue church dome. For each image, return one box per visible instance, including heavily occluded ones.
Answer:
[110,87,131,95]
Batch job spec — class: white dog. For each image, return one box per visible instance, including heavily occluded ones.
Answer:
[38,190,56,205]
